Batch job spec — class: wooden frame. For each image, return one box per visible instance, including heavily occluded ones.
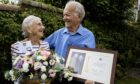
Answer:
[65,46,117,84]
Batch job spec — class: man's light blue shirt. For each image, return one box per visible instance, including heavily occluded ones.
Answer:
[44,25,96,58]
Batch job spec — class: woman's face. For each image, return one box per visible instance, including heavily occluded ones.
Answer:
[28,19,45,38]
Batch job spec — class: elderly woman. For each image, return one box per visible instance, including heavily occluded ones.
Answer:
[11,15,49,64]
[11,15,50,84]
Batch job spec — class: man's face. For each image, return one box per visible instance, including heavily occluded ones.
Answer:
[28,19,45,38]
[63,5,81,31]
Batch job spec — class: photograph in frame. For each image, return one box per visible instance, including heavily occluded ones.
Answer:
[68,51,86,75]
[65,46,117,84]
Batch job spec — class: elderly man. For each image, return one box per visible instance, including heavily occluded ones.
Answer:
[44,1,95,58]
[44,1,95,84]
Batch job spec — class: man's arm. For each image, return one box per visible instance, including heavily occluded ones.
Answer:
[85,32,96,48]
[44,33,56,49]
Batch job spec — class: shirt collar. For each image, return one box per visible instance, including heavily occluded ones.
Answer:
[63,24,83,35]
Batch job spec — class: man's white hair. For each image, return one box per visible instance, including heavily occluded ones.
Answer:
[65,1,85,21]
[22,15,41,37]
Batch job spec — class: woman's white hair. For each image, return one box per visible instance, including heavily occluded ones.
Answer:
[22,15,41,38]
[65,1,85,21]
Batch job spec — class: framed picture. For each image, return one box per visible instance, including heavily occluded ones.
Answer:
[65,46,117,84]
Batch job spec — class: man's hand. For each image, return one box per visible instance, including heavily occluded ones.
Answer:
[85,80,94,84]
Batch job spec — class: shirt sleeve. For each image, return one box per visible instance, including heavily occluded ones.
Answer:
[11,41,20,65]
[85,32,96,48]
[41,41,50,50]
[44,32,57,49]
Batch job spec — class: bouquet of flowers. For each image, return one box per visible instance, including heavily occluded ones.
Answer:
[5,48,73,83]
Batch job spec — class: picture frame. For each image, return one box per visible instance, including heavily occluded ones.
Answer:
[65,46,117,84]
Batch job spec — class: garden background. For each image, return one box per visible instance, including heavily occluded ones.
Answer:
[0,0,140,84]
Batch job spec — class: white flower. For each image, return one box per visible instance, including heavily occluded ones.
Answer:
[41,73,47,80]
[34,62,42,70]
[22,62,29,72]
[36,55,43,61]
[41,66,46,72]
[55,55,65,64]
[43,61,48,66]
[49,59,56,65]
[11,75,16,81]
[29,73,33,79]
[49,72,56,78]
[9,70,14,76]
[48,69,56,78]
[42,56,47,60]
[64,71,73,79]
[4,71,10,80]
[54,54,60,63]
[64,72,69,78]
[68,76,73,81]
